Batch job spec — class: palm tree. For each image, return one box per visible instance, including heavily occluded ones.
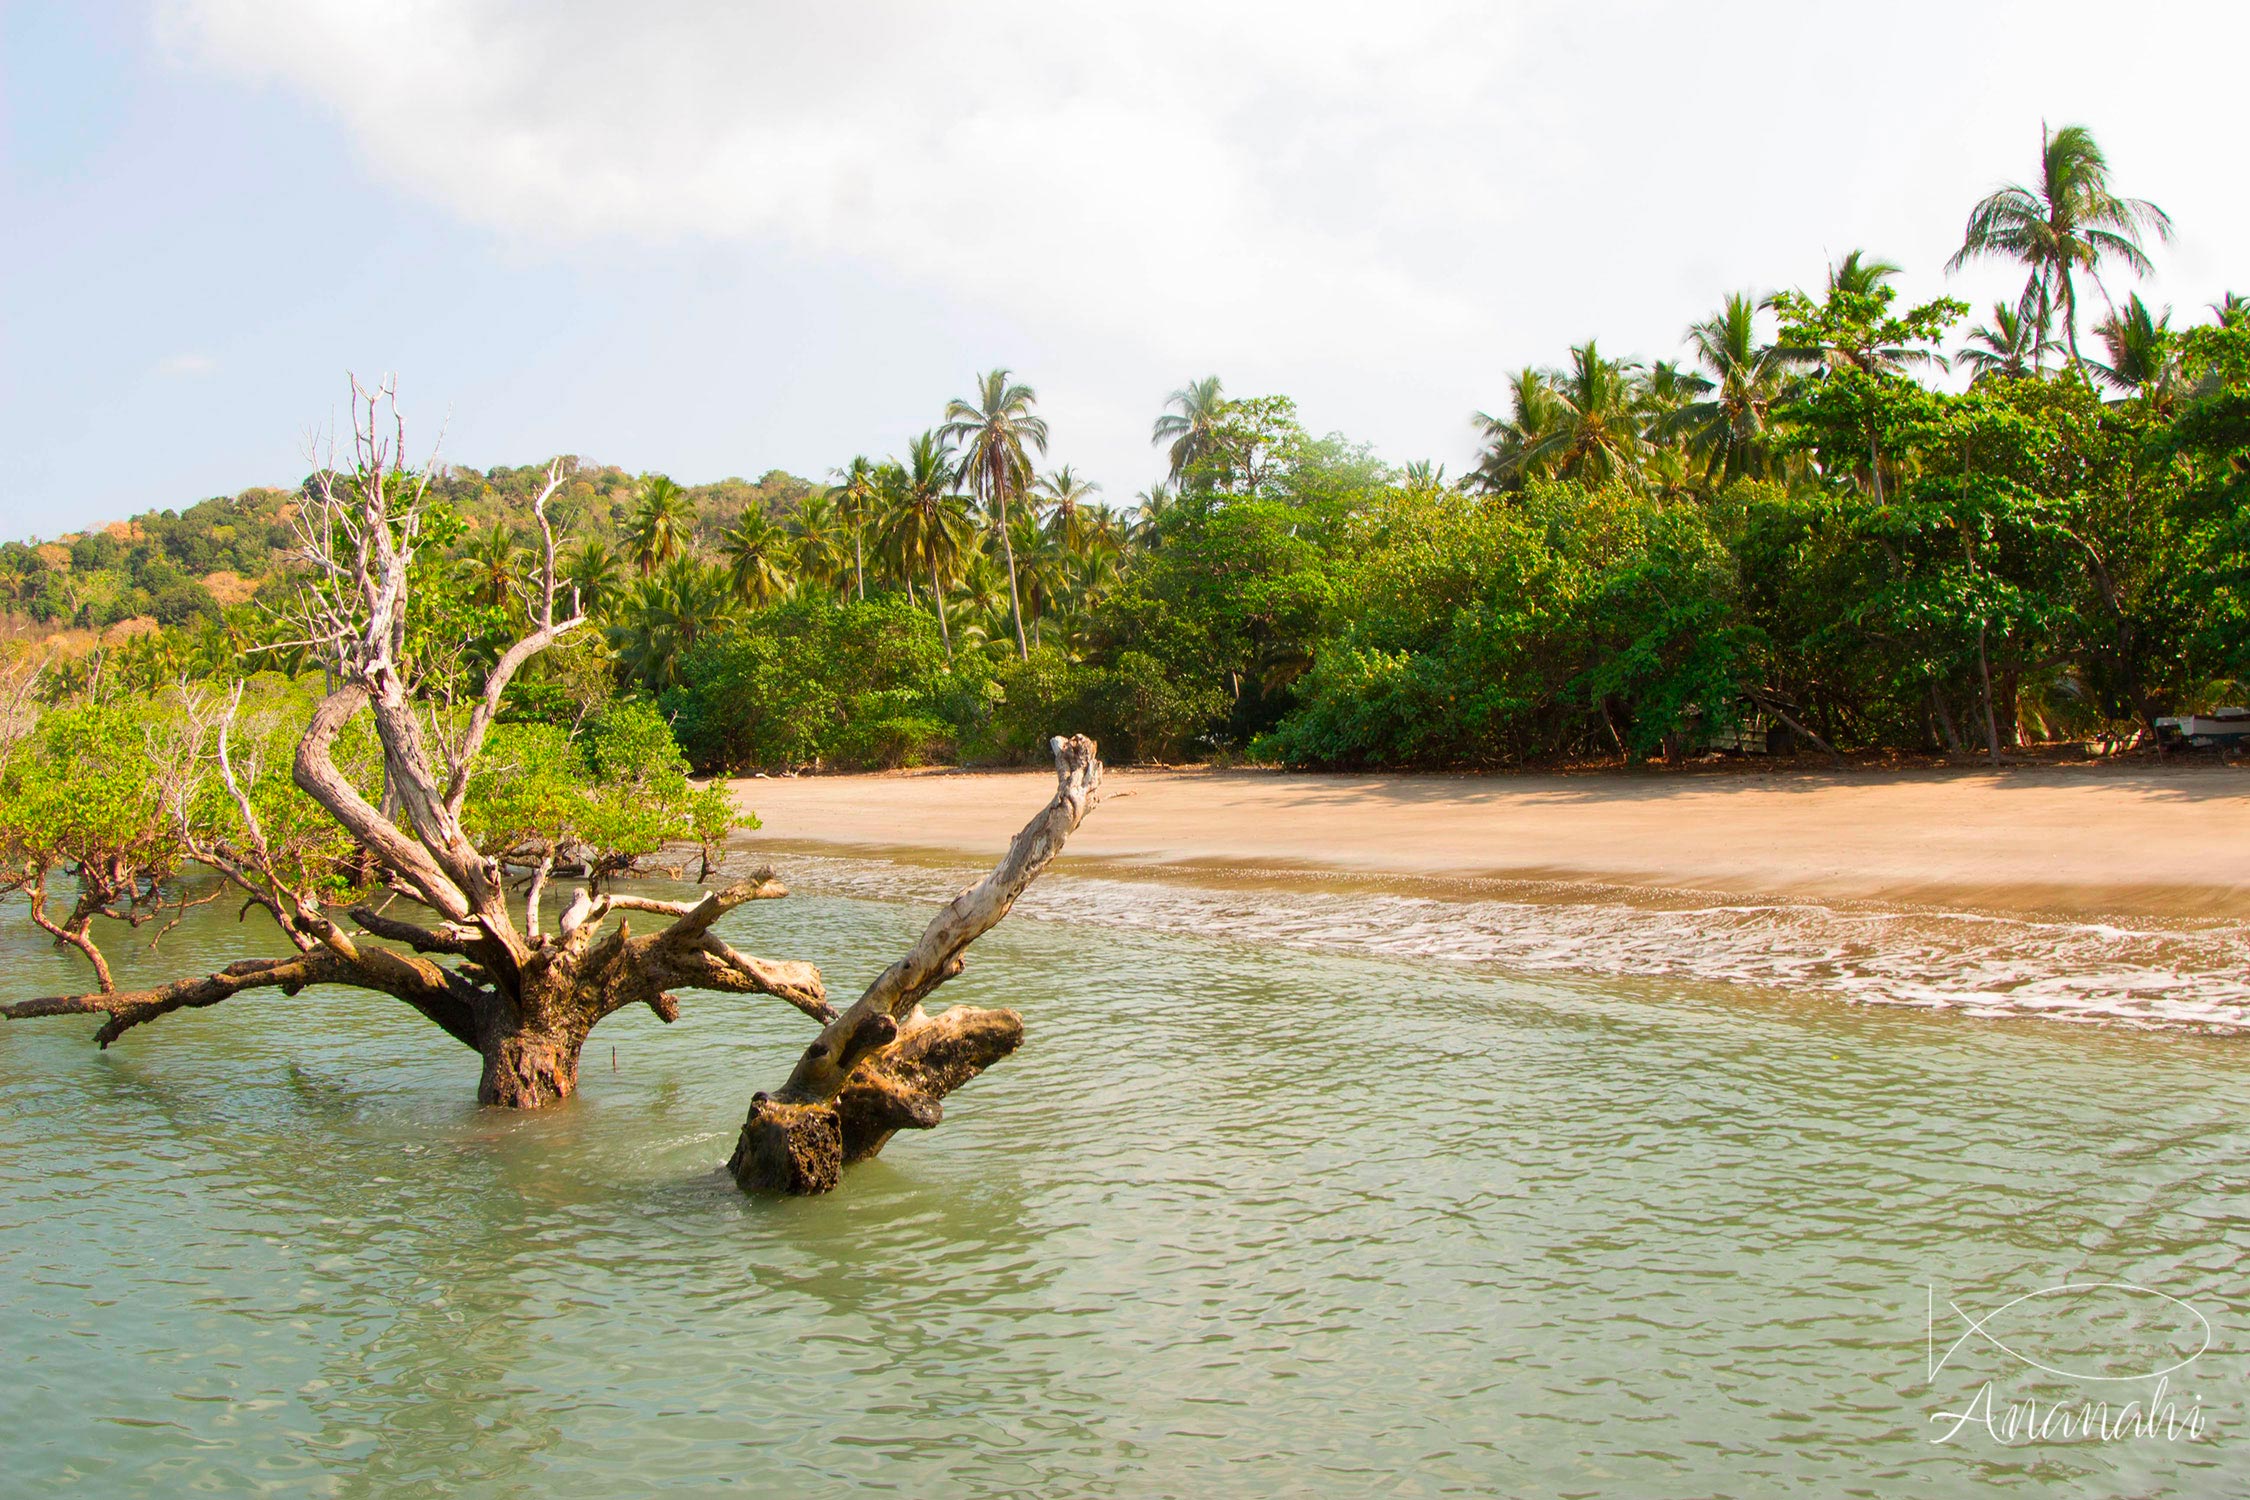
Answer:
[941,369,1048,660]
[1081,504,1127,558]
[608,556,736,692]
[626,475,696,576]
[787,490,850,600]
[1036,466,1102,556]
[719,506,792,607]
[1004,512,1067,648]
[1522,341,1649,484]
[876,431,975,658]
[1471,368,1566,492]
[828,456,878,600]
[1946,123,2173,369]
[1402,459,1448,496]
[1130,483,1177,544]
[1664,293,1793,480]
[2211,292,2249,329]
[1956,299,2042,384]
[1151,376,1228,484]
[562,539,623,620]
[2089,294,2179,408]
[458,519,523,609]
[1828,249,1901,299]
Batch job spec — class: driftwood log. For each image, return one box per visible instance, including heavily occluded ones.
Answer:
[729,733,1102,1194]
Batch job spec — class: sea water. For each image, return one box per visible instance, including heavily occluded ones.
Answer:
[0,855,2244,1496]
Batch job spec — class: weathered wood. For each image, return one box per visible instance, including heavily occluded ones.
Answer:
[729,734,1101,1194]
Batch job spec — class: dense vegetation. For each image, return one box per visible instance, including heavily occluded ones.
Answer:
[6,125,2244,772]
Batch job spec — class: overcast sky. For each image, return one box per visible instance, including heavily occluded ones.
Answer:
[3,2,2245,539]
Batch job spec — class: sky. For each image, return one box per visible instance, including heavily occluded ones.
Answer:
[3,1,2247,541]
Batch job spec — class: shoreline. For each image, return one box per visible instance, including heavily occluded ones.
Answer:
[727,762,2250,923]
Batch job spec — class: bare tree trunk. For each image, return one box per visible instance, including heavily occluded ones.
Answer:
[730,735,1101,1194]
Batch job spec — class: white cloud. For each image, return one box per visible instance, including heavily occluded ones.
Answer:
[159,1,1529,367]
[155,352,217,377]
[156,1,2250,480]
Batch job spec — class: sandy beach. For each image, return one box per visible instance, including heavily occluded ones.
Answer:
[730,762,2250,920]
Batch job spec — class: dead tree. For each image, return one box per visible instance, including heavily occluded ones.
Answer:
[0,383,824,1108]
[730,733,1102,1194]
[2,384,1103,1191]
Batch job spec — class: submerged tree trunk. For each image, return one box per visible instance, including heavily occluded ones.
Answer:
[730,735,1102,1195]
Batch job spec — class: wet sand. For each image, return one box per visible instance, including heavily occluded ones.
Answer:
[727,763,2250,920]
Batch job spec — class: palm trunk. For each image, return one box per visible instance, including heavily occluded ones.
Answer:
[930,557,953,662]
[998,494,1030,661]
[854,531,865,600]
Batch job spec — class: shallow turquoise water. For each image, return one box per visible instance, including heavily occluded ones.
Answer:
[0,864,2244,1497]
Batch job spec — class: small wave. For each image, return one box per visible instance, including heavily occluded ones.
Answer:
[759,851,2250,1036]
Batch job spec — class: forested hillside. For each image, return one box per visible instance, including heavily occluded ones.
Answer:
[5,125,2244,772]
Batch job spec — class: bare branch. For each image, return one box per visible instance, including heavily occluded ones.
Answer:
[774,734,1099,1105]
[349,904,482,956]
[1,945,483,1051]
[293,685,473,920]
[439,462,589,816]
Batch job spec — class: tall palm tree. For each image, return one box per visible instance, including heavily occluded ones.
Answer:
[1956,299,2042,384]
[562,539,623,620]
[876,431,975,658]
[940,369,1048,660]
[626,475,696,576]
[828,456,878,600]
[1151,376,1228,485]
[1036,465,1102,557]
[719,506,792,608]
[1946,123,2173,370]
[1471,367,1566,493]
[1523,341,1649,484]
[1664,293,1793,480]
